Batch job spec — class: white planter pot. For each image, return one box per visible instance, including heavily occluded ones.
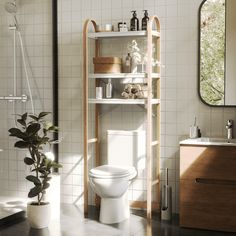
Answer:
[27,202,51,229]
[44,174,61,220]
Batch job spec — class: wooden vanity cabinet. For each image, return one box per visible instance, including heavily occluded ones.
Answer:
[180,145,236,232]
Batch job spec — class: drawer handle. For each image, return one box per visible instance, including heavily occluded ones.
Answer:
[195,178,236,186]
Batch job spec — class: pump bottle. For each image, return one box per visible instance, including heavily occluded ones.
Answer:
[142,10,149,30]
[130,11,139,31]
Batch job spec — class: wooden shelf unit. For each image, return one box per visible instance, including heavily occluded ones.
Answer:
[83,16,161,220]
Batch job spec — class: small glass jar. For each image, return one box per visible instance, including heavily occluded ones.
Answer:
[118,22,128,32]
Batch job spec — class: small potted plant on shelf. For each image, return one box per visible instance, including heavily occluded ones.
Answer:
[8,112,62,229]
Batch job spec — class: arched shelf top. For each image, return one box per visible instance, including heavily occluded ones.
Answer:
[83,19,97,35]
[148,15,161,32]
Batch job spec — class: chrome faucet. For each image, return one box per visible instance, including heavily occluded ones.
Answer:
[226,119,233,141]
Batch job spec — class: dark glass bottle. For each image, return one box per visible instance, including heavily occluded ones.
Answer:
[130,11,139,31]
[123,53,132,73]
[142,10,149,30]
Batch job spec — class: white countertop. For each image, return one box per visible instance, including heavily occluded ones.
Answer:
[180,137,236,146]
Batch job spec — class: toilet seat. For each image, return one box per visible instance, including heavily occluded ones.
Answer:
[89,165,136,179]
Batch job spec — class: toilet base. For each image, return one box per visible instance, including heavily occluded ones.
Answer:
[99,193,130,224]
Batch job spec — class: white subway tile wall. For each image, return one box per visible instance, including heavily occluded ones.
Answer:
[58,0,236,213]
[0,0,53,197]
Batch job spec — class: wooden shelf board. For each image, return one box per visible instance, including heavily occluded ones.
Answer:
[88,98,160,105]
[89,73,160,79]
[88,30,160,39]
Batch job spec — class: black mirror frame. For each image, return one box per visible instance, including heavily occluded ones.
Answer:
[52,0,59,163]
[198,0,233,107]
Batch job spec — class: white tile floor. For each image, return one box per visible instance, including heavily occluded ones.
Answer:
[1,204,236,236]
[0,196,26,220]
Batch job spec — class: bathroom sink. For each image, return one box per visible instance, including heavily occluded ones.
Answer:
[198,137,236,143]
[180,137,236,146]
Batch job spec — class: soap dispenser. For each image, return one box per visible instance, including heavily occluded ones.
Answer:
[142,10,149,30]
[130,11,139,31]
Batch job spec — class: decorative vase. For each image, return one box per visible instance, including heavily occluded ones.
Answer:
[131,58,138,73]
[27,202,51,229]
[137,63,146,73]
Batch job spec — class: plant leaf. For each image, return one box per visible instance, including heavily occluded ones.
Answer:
[48,126,58,131]
[38,112,50,119]
[42,182,50,190]
[51,162,63,169]
[22,112,28,121]
[40,137,50,144]
[8,128,26,139]
[17,119,26,127]
[24,157,35,165]
[26,123,41,136]
[41,177,52,181]
[29,115,38,121]
[14,141,29,149]
[38,168,46,174]
[26,175,41,184]
[28,186,41,198]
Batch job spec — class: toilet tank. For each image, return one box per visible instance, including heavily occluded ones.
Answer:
[107,130,146,166]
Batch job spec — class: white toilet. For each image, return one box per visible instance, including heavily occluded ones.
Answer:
[89,130,144,224]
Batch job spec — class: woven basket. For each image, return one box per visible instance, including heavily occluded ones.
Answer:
[93,57,122,73]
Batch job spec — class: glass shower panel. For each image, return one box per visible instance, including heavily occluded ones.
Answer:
[0,0,53,198]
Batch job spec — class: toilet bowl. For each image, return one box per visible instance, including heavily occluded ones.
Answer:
[89,165,137,224]
[88,130,145,224]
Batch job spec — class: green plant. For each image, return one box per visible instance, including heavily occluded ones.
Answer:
[8,112,62,205]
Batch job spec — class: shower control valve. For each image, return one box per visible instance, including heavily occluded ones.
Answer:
[21,94,27,102]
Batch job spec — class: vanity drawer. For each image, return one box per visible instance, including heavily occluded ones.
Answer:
[180,146,236,181]
[180,179,236,232]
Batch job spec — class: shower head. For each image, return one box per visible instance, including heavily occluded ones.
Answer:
[5,1,18,28]
[4,1,17,14]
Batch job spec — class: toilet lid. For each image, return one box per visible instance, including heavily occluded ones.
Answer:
[89,165,136,179]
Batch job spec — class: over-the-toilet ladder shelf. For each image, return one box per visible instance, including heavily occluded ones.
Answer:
[83,16,161,220]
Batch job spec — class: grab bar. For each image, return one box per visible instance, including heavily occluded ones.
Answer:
[0,94,27,102]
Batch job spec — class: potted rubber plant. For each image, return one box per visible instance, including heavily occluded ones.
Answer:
[8,112,62,228]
